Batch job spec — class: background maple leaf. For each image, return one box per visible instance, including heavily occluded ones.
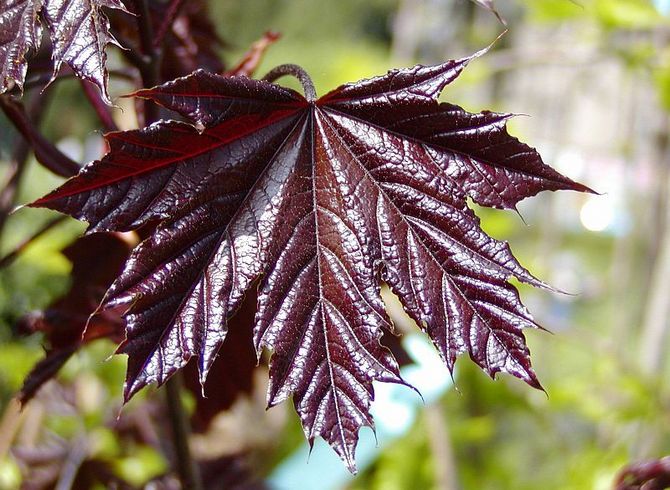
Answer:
[0,0,128,102]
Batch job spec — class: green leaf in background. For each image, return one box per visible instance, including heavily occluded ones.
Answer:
[595,0,665,28]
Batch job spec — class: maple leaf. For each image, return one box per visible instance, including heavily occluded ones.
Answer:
[31,49,591,471]
[0,0,127,102]
[156,0,226,81]
[0,0,42,94]
[110,0,227,82]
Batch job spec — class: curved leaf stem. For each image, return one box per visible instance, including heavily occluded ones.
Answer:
[262,64,317,101]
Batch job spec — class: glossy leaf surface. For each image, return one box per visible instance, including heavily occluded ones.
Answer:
[0,0,127,101]
[32,51,590,471]
[0,0,42,93]
[43,0,126,103]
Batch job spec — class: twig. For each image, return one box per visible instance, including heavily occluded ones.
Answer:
[118,40,150,73]
[0,140,30,238]
[12,70,135,94]
[135,0,161,123]
[0,216,68,269]
[0,96,80,177]
[227,31,281,78]
[425,403,460,490]
[165,374,203,490]
[153,0,186,48]
[0,398,24,460]
[80,79,119,132]
[55,434,88,490]
[0,91,52,239]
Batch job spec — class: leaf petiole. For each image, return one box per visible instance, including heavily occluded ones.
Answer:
[262,64,317,101]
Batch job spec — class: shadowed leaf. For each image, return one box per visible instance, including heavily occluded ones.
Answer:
[18,232,132,403]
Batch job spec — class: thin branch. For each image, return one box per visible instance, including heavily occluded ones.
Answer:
[153,0,186,48]
[425,403,460,490]
[136,0,156,59]
[135,0,161,124]
[165,374,203,490]
[80,79,119,132]
[0,140,30,238]
[11,70,135,94]
[55,434,89,490]
[227,31,281,78]
[118,39,150,72]
[0,398,23,461]
[0,216,68,269]
[0,91,52,239]
[0,96,80,177]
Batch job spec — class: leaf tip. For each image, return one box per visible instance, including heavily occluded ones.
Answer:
[470,29,508,62]
[337,444,359,475]
[9,203,26,216]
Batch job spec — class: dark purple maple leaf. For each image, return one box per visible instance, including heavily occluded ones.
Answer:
[0,0,42,94]
[30,48,591,471]
[0,0,128,102]
[111,0,227,83]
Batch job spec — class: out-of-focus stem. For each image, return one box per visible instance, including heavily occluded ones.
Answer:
[0,91,57,240]
[165,373,203,490]
[0,139,30,238]
[425,403,460,490]
[228,31,281,78]
[135,0,161,124]
[80,79,118,132]
[0,96,79,177]
[0,399,23,461]
[153,0,186,48]
[0,216,67,269]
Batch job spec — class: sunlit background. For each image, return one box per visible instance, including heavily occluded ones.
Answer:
[2,0,670,489]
